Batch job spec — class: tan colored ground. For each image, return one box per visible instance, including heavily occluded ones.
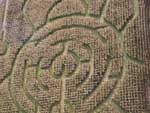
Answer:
[0,0,150,113]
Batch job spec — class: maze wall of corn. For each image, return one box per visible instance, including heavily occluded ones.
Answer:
[0,0,150,113]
